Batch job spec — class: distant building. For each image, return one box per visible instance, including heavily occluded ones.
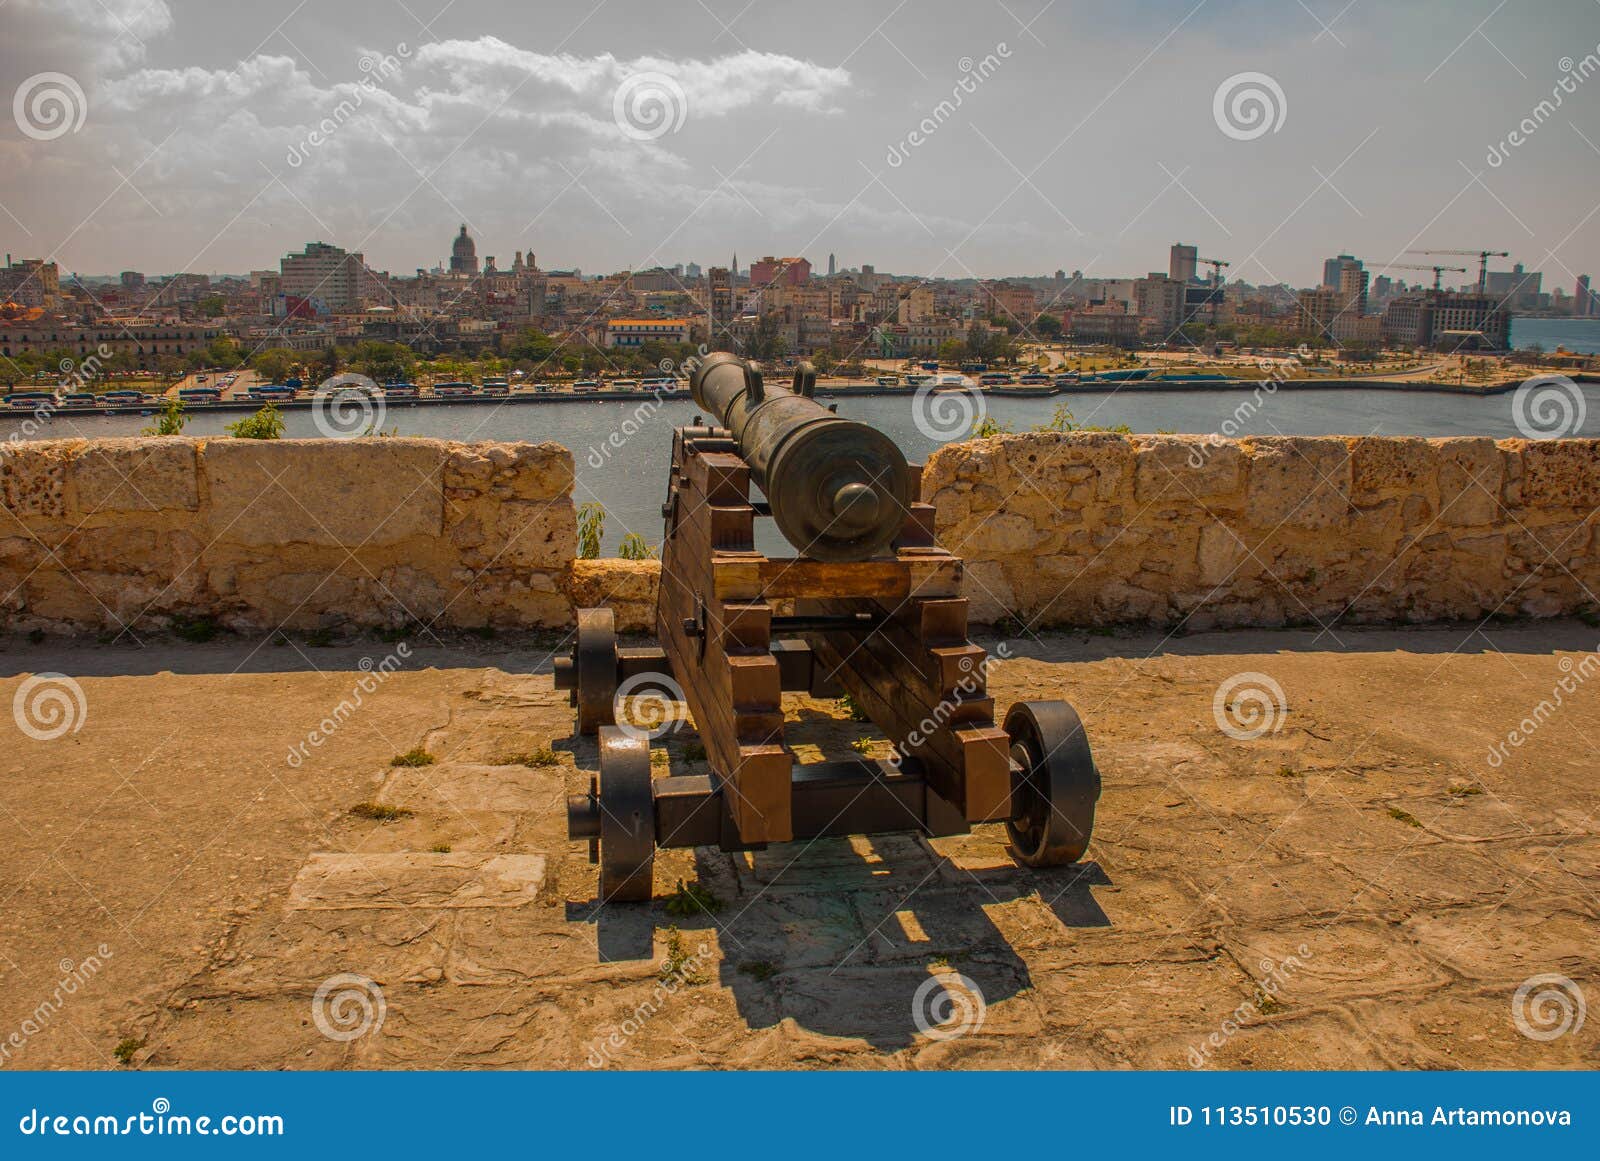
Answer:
[1380,291,1509,351]
[0,257,62,312]
[279,241,379,313]
[1484,263,1542,309]
[1169,243,1198,284]
[1133,273,1185,338]
[978,280,1036,322]
[1578,274,1595,317]
[1338,263,1370,316]
[750,256,811,288]
[604,318,692,348]
[828,253,837,277]
[1322,254,1359,291]
[449,225,478,275]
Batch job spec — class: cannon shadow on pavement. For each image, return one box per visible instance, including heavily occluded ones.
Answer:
[569,827,1111,1051]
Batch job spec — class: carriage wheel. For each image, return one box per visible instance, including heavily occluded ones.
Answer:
[1003,700,1100,868]
[597,727,656,902]
[574,607,618,736]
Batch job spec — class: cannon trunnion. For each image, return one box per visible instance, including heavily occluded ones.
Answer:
[559,357,1100,903]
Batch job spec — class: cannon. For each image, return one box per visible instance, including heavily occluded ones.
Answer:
[558,355,1100,903]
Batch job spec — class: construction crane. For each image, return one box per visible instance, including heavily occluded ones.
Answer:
[1378,262,1468,292]
[1407,249,1509,294]
[1196,257,1230,325]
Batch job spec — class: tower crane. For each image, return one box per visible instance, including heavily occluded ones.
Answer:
[1377,262,1467,292]
[1196,257,1229,324]
[1407,249,1509,294]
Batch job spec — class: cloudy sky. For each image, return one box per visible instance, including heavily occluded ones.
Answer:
[2,0,1597,288]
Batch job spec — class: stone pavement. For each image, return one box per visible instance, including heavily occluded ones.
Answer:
[0,622,1594,1070]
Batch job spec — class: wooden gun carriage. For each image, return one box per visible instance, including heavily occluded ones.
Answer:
[557,354,1099,901]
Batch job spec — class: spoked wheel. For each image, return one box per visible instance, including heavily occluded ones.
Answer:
[572,607,618,736]
[596,726,656,902]
[1003,700,1100,868]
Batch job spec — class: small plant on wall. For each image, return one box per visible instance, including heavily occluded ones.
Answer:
[577,502,605,559]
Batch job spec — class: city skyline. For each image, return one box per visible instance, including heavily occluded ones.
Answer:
[3,0,1598,288]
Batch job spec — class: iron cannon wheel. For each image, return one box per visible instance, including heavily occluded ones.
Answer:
[1003,700,1100,868]
[574,607,618,736]
[597,726,656,902]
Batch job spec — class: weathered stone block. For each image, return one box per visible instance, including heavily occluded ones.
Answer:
[71,438,198,514]
[0,439,78,521]
[203,438,443,547]
[566,558,660,632]
[1134,435,1243,503]
[1520,440,1600,509]
[1244,437,1351,530]
[1349,436,1437,505]
[1436,438,1502,526]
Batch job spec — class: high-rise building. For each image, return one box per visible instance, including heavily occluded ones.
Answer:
[450,225,478,275]
[1484,263,1541,308]
[827,253,837,277]
[1338,263,1370,316]
[1322,254,1358,291]
[1169,243,1198,284]
[708,266,733,333]
[1575,274,1592,317]
[280,241,378,313]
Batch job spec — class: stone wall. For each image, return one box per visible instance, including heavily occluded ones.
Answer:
[5,433,1597,637]
[0,437,575,634]
[923,433,1600,629]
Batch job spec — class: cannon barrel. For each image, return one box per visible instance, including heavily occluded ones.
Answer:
[689,352,911,561]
